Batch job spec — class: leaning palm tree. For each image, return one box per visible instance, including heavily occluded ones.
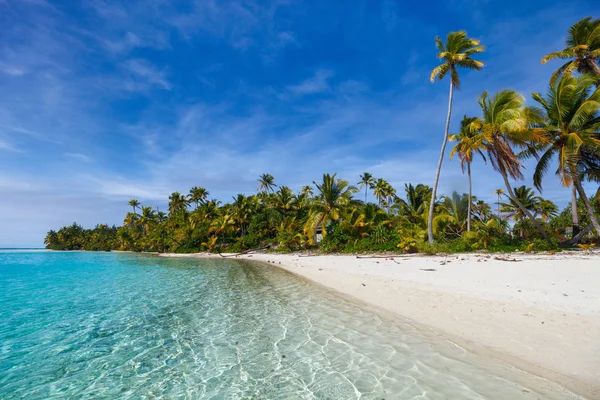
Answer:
[531,74,600,237]
[358,172,376,203]
[476,89,550,239]
[128,199,140,215]
[257,173,277,193]
[541,17,600,85]
[449,116,486,231]
[428,31,486,244]
[304,173,359,242]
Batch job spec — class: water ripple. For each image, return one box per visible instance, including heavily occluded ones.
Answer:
[0,251,582,399]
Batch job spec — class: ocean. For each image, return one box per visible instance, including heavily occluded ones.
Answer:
[0,251,577,399]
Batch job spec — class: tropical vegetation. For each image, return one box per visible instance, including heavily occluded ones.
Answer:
[46,18,600,254]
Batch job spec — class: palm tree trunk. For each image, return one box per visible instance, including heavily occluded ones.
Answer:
[365,187,367,203]
[467,162,472,232]
[571,185,580,238]
[573,178,600,236]
[501,172,549,240]
[428,80,454,244]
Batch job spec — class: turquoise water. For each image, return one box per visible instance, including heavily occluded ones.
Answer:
[0,251,578,399]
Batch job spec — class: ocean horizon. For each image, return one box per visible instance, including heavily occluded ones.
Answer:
[0,250,580,399]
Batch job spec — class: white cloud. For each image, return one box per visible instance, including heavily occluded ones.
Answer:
[286,69,334,95]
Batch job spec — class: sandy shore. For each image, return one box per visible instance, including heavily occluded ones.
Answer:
[161,251,600,398]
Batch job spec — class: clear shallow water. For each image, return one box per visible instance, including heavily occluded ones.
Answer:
[0,251,578,399]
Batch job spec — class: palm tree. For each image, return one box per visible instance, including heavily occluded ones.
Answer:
[188,187,209,209]
[499,186,544,223]
[304,173,359,241]
[434,192,470,237]
[493,189,505,216]
[428,31,486,244]
[257,173,277,193]
[168,192,189,215]
[301,185,314,197]
[273,186,296,218]
[139,206,156,235]
[358,172,376,203]
[394,183,432,225]
[531,74,600,237]
[128,199,140,215]
[541,17,600,85]
[449,116,486,231]
[372,178,396,208]
[475,89,550,239]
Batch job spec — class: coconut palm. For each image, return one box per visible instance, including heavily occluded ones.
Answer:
[257,173,277,193]
[393,183,432,225]
[428,31,486,244]
[168,192,189,216]
[449,115,487,231]
[475,89,550,239]
[358,172,376,203]
[188,187,209,209]
[304,173,359,241]
[541,17,600,85]
[493,189,505,216]
[531,74,600,237]
[373,178,396,208]
[138,206,156,235]
[128,199,140,215]
[301,185,314,197]
[434,192,470,237]
[499,186,544,223]
[273,186,296,218]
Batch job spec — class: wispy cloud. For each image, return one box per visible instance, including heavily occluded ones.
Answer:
[65,152,92,162]
[0,0,593,247]
[122,59,171,91]
[286,69,334,95]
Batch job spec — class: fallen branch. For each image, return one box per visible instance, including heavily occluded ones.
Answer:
[493,256,522,262]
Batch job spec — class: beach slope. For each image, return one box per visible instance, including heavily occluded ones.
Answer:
[162,251,600,397]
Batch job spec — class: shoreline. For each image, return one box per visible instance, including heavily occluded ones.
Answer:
[160,251,600,399]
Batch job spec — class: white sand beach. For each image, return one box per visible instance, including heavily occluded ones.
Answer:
[161,251,600,398]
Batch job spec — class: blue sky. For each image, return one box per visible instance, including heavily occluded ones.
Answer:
[1,0,598,247]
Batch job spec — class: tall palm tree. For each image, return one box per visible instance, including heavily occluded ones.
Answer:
[358,172,376,203]
[128,199,140,215]
[257,173,277,193]
[168,192,189,216]
[304,173,359,241]
[531,74,600,237]
[428,31,486,244]
[188,187,209,209]
[475,89,550,239]
[449,115,486,231]
[541,17,600,85]
[493,189,505,216]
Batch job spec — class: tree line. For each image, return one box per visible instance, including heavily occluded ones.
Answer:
[45,18,600,253]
